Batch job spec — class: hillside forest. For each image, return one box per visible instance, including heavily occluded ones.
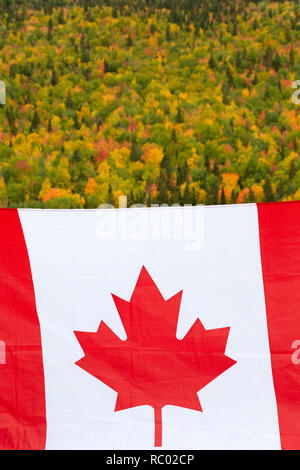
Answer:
[0,0,300,208]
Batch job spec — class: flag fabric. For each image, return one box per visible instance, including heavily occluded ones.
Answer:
[0,202,300,450]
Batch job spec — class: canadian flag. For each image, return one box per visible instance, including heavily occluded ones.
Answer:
[0,202,300,450]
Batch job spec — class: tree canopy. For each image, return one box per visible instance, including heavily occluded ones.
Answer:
[0,0,300,207]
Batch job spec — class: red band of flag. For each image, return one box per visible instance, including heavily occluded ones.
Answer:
[0,209,46,450]
[258,201,300,450]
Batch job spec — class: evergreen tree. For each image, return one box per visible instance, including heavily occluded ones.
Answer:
[104,59,109,74]
[126,34,133,47]
[47,18,53,40]
[182,183,191,204]
[58,8,65,25]
[170,188,180,204]
[166,24,171,41]
[71,149,82,163]
[272,53,281,71]
[289,159,297,180]
[235,51,242,70]
[225,65,234,87]
[191,187,197,205]
[263,177,275,202]
[74,113,80,130]
[66,91,74,109]
[130,141,142,162]
[177,161,188,185]
[6,108,17,134]
[231,188,238,204]
[220,186,226,204]
[248,188,255,203]
[47,55,53,69]
[276,178,284,201]
[176,107,184,123]
[289,47,295,66]
[209,54,217,69]
[161,152,171,174]
[213,160,219,176]
[158,176,168,204]
[107,184,114,206]
[30,109,40,132]
[51,69,58,86]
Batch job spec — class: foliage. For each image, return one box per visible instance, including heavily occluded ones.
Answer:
[0,0,300,207]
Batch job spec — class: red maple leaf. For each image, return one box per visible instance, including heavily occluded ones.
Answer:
[74,266,236,447]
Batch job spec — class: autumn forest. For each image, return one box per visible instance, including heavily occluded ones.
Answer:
[0,0,300,208]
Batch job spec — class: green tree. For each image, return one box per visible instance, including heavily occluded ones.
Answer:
[30,110,40,132]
